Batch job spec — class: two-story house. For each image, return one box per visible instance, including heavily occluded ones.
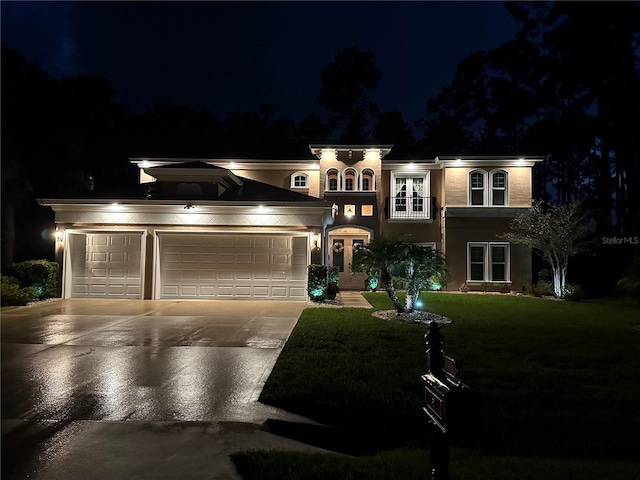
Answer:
[39,145,543,300]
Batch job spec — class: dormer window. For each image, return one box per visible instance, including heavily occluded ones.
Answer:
[291,172,309,189]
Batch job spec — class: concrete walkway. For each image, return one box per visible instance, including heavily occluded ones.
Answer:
[337,291,374,308]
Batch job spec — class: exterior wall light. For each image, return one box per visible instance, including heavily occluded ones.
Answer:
[184,203,195,210]
[54,229,64,242]
[345,205,355,218]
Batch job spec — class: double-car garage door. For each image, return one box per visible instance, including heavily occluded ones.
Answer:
[66,232,308,300]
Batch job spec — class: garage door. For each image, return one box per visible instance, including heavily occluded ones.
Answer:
[67,232,143,298]
[157,233,307,300]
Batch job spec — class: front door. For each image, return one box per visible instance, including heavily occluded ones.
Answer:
[329,234,368,290]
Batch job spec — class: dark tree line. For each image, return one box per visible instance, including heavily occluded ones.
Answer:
[2,2,639,270]
[421,2,640,240]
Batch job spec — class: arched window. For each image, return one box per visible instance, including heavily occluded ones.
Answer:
[361,169,375,191]
[326,169,340,191]
[291,172,309,189]
[490,170,508,206]
[469,170,488,206]
[344,168,357,191]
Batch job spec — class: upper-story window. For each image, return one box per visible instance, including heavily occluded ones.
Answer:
[469,170,487,206]
[469,169,508,206]
[327,169,339,191]
[291,172,309,189]
[344,168,357,191]
[361,169,375,191]
[389,171,431,219]
[490,170,508,206]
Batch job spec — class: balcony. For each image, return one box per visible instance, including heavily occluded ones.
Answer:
[385,196,436,221]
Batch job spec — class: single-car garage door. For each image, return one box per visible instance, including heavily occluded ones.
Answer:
[67,232,144,298]
[157,233,307,300]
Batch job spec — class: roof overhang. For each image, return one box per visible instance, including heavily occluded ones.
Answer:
[435,155,545,168]
[309,145,393,159]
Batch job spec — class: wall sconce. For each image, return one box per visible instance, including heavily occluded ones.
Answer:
[311,232,321,250]
[54,229,64,242]
[184,203,195,210]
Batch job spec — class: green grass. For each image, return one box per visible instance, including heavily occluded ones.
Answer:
[234,293,640,478]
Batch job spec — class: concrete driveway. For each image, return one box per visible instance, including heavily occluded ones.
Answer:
[1,299,324,480]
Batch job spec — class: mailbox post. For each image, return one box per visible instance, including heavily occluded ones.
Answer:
[422,321,480,480]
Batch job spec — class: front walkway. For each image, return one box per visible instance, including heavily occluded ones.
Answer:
[337,291,373,308]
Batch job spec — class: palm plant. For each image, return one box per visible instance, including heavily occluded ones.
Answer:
[352,234,406,312]
[352,235,447,313]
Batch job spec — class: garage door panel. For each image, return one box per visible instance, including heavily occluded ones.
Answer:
[158,234,307,300]
[69,233,143,299]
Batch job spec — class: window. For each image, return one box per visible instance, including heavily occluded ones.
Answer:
[326,169,339,191]
[469,170,486,206]
[467,242,510,282]
[343,204,356,217]
[361,169,375,191]
[344,168,357,191]
[361,205,374,216]
[490,170,508,206]
[291,172,309,189]
[390,172,430,218]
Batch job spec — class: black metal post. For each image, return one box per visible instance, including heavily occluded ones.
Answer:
[425,320,445,380]
[430,427,450,480]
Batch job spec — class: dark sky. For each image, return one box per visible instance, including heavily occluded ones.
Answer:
[1,1,520,126]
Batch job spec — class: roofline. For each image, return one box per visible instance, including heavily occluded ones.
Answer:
[38,198,334,208]
[435,155,544,168]
[309,145,393,158]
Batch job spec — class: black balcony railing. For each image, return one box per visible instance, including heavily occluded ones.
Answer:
[385,196,436,220]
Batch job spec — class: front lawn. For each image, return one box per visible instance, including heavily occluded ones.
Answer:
[232,293,640,479]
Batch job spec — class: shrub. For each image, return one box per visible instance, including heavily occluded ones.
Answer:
[615,256,640,299]
[4,260,58,299]
[532,280,554,297]
[563,283,587,302]
[1,276,39,306]
[308,264,328,301]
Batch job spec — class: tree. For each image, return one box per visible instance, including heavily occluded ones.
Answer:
[352,235,447,313]
[502,200,588,297]
[397,243,446,313]
[317,47,382,143]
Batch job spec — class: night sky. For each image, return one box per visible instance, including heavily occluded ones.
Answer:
[2,1,519,126]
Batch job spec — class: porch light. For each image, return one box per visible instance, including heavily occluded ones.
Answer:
[110,202,123,211]
[311,233,321,249]
[184,203,195,210]
[54,229,64,241]
[345,206,355,218]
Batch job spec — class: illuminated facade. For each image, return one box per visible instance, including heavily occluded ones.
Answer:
[40,146,543,299]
